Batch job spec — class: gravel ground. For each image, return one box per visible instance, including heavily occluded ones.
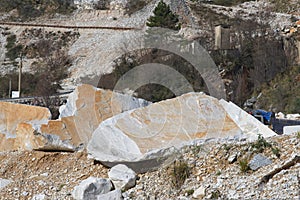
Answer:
[0,133,299,199]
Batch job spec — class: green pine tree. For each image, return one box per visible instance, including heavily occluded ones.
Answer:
[146,0,180,30]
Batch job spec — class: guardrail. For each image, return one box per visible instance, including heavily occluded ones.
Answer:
[0,92,72,107]
[0,22,142,31]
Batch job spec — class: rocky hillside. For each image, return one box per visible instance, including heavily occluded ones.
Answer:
[0,0,299,110]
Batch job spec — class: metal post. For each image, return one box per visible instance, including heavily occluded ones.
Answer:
[8,79,11,98]
[18,53,22,97]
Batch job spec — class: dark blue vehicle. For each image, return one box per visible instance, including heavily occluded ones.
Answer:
[249,109,300,134]
[244,97,300,134]
[249,109,274,125]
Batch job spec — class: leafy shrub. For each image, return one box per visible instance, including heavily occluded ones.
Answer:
[5,34,23,61]
[191,144,205,156]
[222,144,233,152]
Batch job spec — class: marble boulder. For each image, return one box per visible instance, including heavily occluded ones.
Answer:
[0,84,150,152]
[88,92,243,172]
[0,102,51,151]
[219,100,276,141]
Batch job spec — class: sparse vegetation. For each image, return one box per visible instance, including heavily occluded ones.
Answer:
[93,0,110,10]
[250,134,281,157]
[185,189,194,196]
[191,144,205,156]
[239,158,250,173]
[170,160,190,189]
[254,66,300,113]
[271,146,281,158]
[0,72,37,98]
[5,34,23,61]
[31,49,71,97]
[98,49,207,102]
[210,189,221,199]
[222,143,232,152]
[269,0,300,14]
[0,29,78,100]
[125,0,150,16]
[0,0,76,21]
[251,134,272,153]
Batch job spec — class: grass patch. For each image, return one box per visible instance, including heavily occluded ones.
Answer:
[222,143,232,152]
[185,189,194,196]
[210,189,221,199]
[191,144,205,156]
[271,147,281,158]
[239,158,250,173]
[170,160,190,189]
[251,134,272,153]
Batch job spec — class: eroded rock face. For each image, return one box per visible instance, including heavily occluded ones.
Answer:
[88,93,242,172]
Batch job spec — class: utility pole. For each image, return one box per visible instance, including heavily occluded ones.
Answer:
[18,53,22,97]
